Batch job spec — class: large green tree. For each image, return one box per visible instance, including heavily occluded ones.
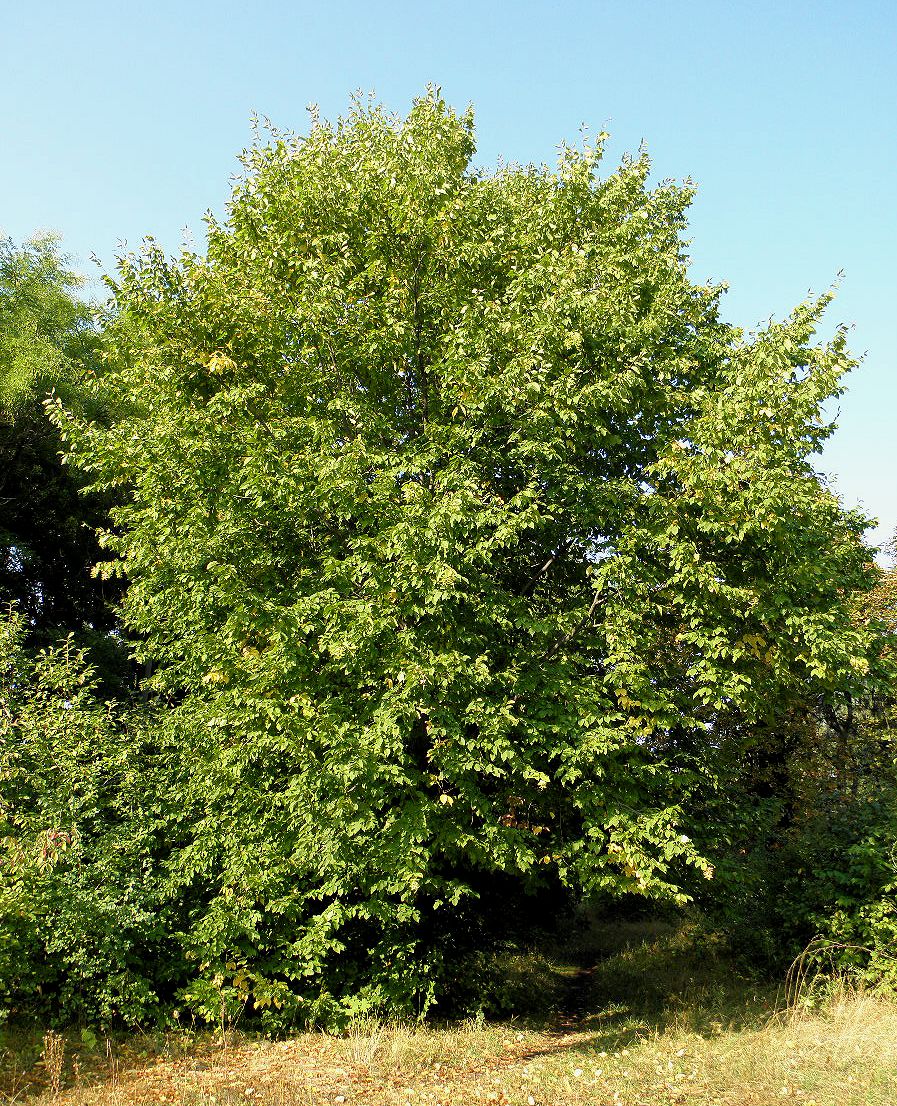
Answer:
[57,92,878,1020]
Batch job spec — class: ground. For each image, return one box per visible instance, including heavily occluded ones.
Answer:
[3,921,896,1105]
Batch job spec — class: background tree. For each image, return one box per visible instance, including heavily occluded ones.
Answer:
[57,92,880,1022]
[0,235,121,668]
[690,532,897,975]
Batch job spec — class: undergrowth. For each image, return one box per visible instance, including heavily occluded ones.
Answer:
[3,917,895,1105]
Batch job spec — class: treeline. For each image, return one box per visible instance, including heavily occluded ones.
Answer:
[2,91,896,1029]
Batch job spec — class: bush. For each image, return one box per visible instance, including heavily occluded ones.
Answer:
[0,609,177,1024]
[698,764,897,984]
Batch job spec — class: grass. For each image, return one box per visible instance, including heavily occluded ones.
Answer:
[3,919,897,1106]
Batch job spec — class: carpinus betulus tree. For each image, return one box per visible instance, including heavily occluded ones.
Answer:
[56,90,878,1023]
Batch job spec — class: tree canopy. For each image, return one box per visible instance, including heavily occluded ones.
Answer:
[0,233,94,414]
[49,91,881,1021]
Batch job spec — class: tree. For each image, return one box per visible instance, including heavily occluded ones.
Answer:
[0,235,119,653]
[0,233,94,413]
[57,91,879,1021]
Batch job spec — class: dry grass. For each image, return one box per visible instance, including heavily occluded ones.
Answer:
[4,923,897,1106]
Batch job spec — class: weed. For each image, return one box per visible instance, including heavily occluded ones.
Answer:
[40,1034,64,1099]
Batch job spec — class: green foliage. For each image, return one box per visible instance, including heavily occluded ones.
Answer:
[692,684,897,981]
[0,235,122,658]
[707,789,897,985]
[691,539,897,980]
[51,91,880,1023]
[0,608,175,1024]
[0,234,93,415]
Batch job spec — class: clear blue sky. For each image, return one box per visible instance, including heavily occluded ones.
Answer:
[3,0,894,557]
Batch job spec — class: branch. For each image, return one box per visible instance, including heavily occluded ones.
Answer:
[541,588,604,666]
[509,586,606,708]
[519,538,573,598]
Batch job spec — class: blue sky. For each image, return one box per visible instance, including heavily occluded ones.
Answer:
[3,0,894,557]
